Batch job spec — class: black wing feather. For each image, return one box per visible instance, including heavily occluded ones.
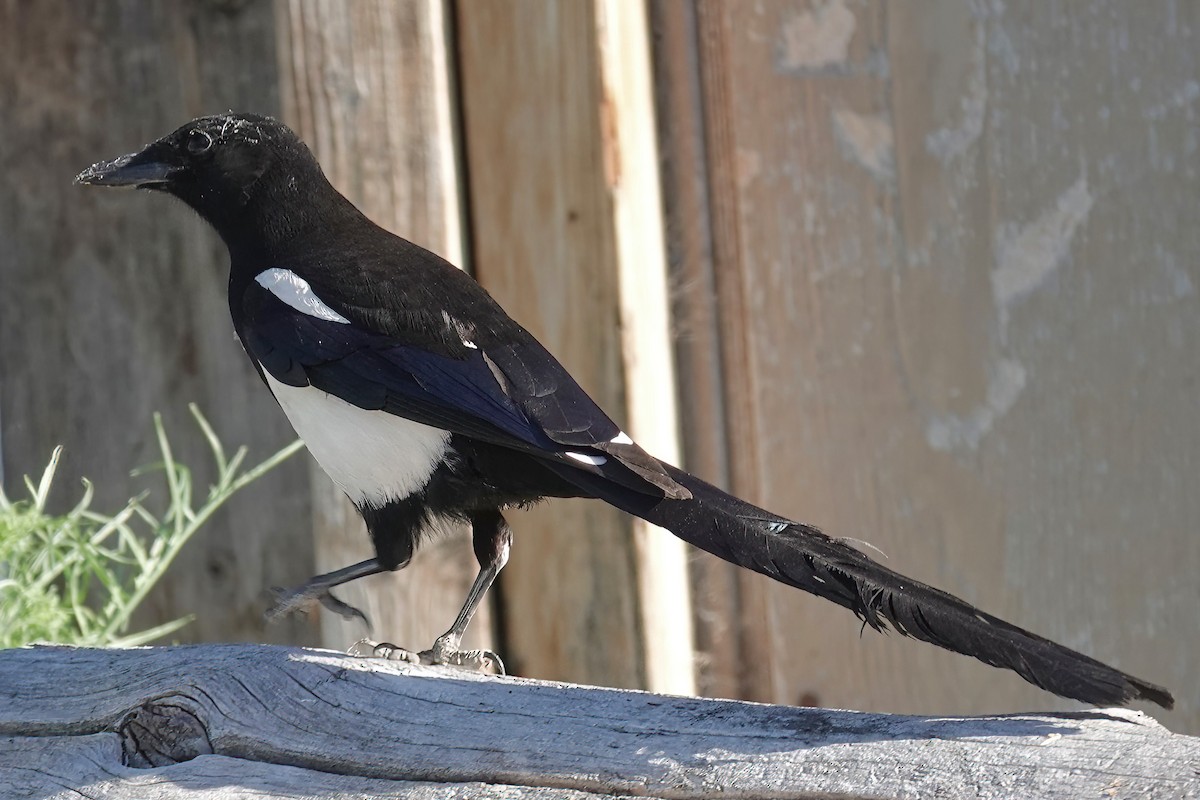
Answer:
[241,280,686,497]
[556,462,1173,709]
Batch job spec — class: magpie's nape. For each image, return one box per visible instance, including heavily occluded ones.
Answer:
[76,114,1174,710]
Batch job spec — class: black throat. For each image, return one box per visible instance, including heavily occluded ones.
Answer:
[172,144,371,281]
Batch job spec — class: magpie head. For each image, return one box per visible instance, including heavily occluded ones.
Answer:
[76,113,319,234]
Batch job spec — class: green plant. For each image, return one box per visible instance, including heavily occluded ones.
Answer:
[0,405,303,648]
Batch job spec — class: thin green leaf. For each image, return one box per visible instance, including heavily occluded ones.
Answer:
[108,615,195,648]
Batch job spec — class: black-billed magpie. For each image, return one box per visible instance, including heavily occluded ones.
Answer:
[77,113,1173,709]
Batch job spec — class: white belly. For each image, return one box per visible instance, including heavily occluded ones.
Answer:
[263,371,451,508]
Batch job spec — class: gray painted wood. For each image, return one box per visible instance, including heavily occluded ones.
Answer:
[656,0,1197,730]
[1,644,1197,799]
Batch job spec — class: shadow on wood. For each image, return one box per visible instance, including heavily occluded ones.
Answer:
[0,644,1195,799]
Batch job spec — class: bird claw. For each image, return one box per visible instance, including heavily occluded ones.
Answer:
[426,645,506,676]
[348,638,422,664]
[266,584,371,630]
[349,638,505,675]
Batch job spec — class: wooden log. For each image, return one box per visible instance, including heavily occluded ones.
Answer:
[457,0,704,698]
[1,644,1197,799]
[595,0,695,696]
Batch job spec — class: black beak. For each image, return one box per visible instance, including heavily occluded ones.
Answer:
[75,147,176,188]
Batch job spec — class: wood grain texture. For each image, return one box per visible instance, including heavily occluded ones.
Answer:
[2,645,1197,799]
[454,0,645,688]
[660,0,1197,730]
[272,0,490,658]
[2,738,632,800]
[595,0,695,696]
[0,0,316,646]
[651,0,746,702]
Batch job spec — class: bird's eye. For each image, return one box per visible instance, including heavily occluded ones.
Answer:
[186,130,213,155]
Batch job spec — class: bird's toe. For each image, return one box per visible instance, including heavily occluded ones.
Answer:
[349,638,422,663]
[266,584,370,629]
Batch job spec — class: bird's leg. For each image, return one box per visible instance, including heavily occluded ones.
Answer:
[367,511,511,674]
[266,558,386,629]
[425,510,512,674]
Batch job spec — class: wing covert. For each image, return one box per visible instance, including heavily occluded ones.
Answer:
[240,278,688,498]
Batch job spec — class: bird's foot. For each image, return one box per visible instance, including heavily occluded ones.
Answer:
[349,635,505,675]
[426,633,506,675]
[348,639,423,664]
[266,583,370,629]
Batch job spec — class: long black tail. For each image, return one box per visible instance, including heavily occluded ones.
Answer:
[565,463,1173,709]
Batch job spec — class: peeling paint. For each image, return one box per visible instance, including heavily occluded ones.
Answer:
[1147,245,1197,304]
[1171,266,1196,298]
[802,200,819,236]
[779,0,856,70]
[832,108,894,183]
[987,23,1020,77]
[926,26,988,162]
[736,147,762,190]
[992,174,1093,312]
[1145,80,1200,120]
[930,173,1093,454]
[926,358,1027,452]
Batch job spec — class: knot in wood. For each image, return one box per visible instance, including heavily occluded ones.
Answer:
[118,694,214,768]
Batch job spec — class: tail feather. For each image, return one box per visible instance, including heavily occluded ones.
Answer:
[566,463,1174,709]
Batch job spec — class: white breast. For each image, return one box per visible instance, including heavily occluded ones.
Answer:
[263,371,450,508]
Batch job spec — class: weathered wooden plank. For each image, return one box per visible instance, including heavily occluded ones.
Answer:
[652,0,767,702]
[454,0,646,688]
[1,645,1197,799]
[660,0,1195,730]
[272,0,489,658]
[594,0,695,696]
[0,0,315,646]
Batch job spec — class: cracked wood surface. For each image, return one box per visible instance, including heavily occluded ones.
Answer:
[1,645,1197,799]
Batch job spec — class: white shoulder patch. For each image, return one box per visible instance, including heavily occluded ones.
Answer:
[566,451,608,466]
[610,431,634,445]
[255,268,351,324]
[441,309,479,349]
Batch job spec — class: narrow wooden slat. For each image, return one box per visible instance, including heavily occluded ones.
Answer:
[649,0,744,701]
[594,0,696,696]
[455,0,644,688]
[671,0,783,703]
[273,0,489,656]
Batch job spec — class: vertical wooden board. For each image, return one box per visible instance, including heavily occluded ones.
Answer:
[272,0,489,655]
[0,1,316,646]
[721,0,1043,714]
[670,0,1196,729]
[686,0,933,708]
[595,0,696,696]
[455,0,645,688]
[651,0,747,700]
